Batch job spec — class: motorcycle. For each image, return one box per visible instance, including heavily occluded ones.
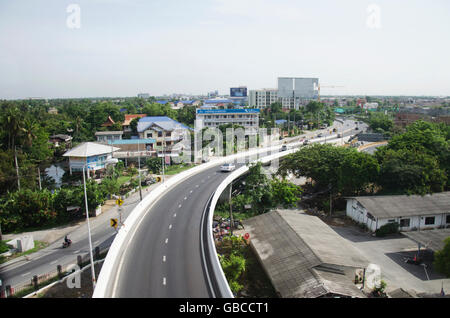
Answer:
[62,239,72,248]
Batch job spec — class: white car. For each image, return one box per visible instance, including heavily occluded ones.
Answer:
[221,163,236,172]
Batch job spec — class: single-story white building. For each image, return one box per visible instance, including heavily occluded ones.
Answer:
[346,192,450,232]
[63,142,120,176]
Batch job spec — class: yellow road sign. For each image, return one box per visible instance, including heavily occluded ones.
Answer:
[116,198,124,206]
[110,218,118,229]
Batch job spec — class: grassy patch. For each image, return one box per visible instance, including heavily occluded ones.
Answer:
[117,175,132,186]
[164,164,196,176]
[0,241,49,265]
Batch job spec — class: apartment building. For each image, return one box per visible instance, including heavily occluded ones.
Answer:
[195,108,260,134]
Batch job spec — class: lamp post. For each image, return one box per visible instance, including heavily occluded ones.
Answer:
[82,164,96,290]
[137,139,143,201]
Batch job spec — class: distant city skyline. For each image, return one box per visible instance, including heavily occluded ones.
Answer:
[1,0,450,99]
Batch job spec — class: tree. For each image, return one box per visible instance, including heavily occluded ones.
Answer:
[434,237,450,277]
[368,113,393,132]
[146,157,162,174]
[270,178,302,208]
[278,143,379,196]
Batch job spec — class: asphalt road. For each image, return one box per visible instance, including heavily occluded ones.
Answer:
[0,189,143,290]
[0,118,359,296]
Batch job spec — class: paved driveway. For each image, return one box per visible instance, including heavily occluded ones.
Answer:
[330,225,450,295]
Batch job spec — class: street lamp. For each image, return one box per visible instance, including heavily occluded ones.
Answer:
[82,164,96,290]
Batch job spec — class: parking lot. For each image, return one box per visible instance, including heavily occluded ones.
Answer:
[330,225,450,295]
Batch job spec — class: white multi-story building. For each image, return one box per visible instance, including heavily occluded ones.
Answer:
[248,89,278,109]
[195,108,260,134]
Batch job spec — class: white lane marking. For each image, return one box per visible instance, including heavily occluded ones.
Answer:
[178,204,182,208]
[165,238,168,244]
[169,224,172,230]
[208,175,211,178]
[94,241,100,245]
[50,260,58,265]
[173,213,177,218]
[21,272,31,277]
[73,250,80,254]
[163,277,166,286]
[190,190,193,193]
[163,255,166,262]
[184,196,187,200]
[195,184,199,188]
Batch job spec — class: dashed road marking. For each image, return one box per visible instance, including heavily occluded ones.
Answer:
[163,255,166,262]
[173,213,177,218]
[163,277,166,285]
[165,238,168,244]
[169,224,172,230]
[21,272,31,277]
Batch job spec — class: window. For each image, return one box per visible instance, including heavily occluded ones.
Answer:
[447,215,450,224]
[400,219,410,228]
[425,216,435,225]
[388,219,395,223]
[158,131,163,137]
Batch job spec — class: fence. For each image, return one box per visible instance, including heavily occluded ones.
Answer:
[0,245,109,298]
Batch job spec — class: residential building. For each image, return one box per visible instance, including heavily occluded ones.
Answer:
[202,98,234,108]
[195,108,260,134]
[346,192,450,232]
[63,142,120,176]
[137,116,192,150]
[101,116,115,127]
[49,134,72,148]
[95,131,123,144]
[122,114,147,133]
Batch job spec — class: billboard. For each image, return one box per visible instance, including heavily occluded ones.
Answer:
[230,87,247,97]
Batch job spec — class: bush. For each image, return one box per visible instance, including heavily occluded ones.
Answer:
[375,222,399,237]
[434,237,450,277]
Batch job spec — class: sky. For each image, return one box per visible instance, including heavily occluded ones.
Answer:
[0,0,450,99]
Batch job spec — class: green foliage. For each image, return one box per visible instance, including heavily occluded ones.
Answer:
[368,113,394,132]
[146,157,162,174]
[219,236,247,294]
[375,222,399,237]
[279,143,379,196]
[270,178,302,208]
[375,120,449,194]
[434,237,450,277]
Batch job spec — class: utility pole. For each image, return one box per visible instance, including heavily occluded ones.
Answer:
[82,165,96,290]
[137,139,142,201]
[37,167,42,191]
[229,183,234,236]
[14,146,20,190]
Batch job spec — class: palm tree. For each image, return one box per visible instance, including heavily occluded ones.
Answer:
[21,117,39,148]
[3,104,22,150]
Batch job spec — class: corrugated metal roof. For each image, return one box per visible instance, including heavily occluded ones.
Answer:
[402,228,450,252]
[348,192,450,219]
[137,116,192,132]
[63,142,120,157]
[243,210,367,298]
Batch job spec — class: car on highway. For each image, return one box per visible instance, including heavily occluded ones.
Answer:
[303,140,310,145]
[355,127,359,130]
[280,144,288,152]
[317,133,323,138]
[220,163,236,172]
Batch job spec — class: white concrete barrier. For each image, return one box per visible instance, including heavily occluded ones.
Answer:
[94,129,355,297]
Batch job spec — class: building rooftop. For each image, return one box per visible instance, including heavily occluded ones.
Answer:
[95,131,123,136]
[137,116,192,133]
[402,228,450,252]
[63,142,120,158]
[122,114,147,126]
[243,210,368,298]
[347,192,450,219]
